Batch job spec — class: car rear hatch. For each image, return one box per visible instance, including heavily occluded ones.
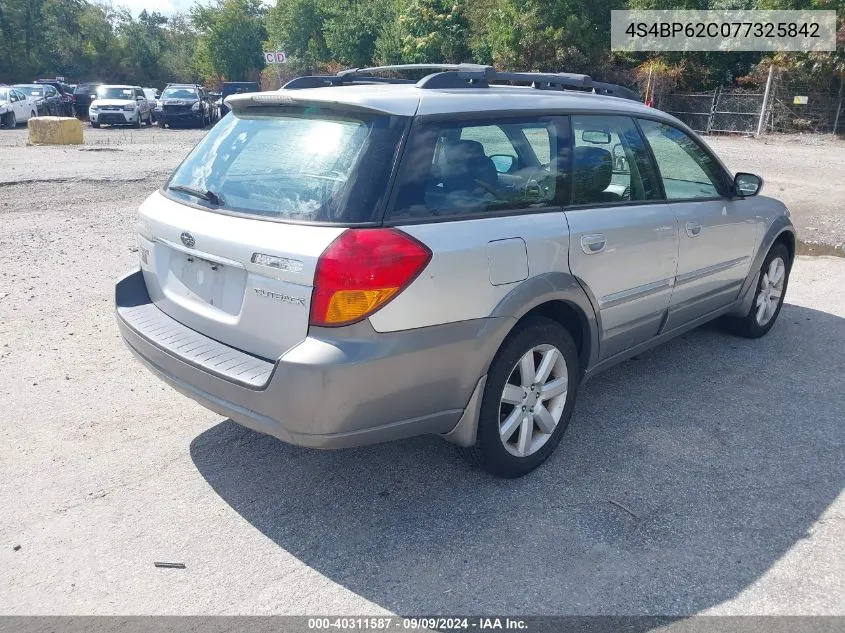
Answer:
[137,91,412,360]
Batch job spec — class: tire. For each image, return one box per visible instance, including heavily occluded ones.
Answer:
[4,111,16,129]
[458,316,580,478]
[92,122,100,129]
[721,243,791,338]
[133,115,141,129]
[30,111,37,120]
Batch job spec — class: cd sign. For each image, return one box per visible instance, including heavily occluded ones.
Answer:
[264,51,287,64]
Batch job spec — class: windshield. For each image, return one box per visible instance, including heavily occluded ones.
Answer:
[16,86,42,97]
[161,88,197,99]
[97,86,134,100]
[0,89,8,102]
[165,108,406,223]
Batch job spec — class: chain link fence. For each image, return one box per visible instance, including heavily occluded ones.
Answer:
[768,76,844,134]
[663,72,844,137]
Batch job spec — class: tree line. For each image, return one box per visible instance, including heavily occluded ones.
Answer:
[0,0,842,93]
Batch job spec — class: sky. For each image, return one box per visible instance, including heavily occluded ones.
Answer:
[114,0,198,15]
[113,0,273,16]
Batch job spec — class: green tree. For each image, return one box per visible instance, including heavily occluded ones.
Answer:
[396,0,472,63]
[324,0,396,67]
[193,0,267,83]
[160,13,201,84]
[265,0,328,66]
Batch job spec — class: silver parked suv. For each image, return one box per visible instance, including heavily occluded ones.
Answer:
[115,64,795,477]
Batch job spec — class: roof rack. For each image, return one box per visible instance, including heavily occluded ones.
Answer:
[283,63,640,101]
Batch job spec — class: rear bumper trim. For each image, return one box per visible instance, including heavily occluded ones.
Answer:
[116,269,273,388]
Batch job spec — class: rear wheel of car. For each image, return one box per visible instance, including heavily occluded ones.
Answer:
[30,111,37,119]
[722,243,791,338]
[458,316,580,478]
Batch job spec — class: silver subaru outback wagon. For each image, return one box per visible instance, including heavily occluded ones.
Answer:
[115,64,795,477]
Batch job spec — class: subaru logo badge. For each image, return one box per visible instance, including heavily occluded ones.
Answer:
[180,232,195,248]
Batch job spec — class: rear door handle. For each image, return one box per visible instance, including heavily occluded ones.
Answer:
[581,234,606,254]
[685,221,702,237]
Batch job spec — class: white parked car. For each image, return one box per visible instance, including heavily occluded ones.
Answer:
[0,86,38,128]
[89,85,153,128]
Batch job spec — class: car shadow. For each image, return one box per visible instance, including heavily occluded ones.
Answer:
[190,303,845,615]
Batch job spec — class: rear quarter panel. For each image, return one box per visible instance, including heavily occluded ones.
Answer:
[368,212,571,332]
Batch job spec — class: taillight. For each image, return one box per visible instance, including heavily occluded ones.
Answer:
[310,229,431,327]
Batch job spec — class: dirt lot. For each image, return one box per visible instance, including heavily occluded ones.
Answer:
[706,134,845,252]
[1,126,844,616]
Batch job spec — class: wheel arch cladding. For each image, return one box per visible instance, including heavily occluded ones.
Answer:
[489,273,598,376]
[774,229,795,263]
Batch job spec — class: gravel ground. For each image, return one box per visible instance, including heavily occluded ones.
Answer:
[704,134,845,252]
[0,126,844,615]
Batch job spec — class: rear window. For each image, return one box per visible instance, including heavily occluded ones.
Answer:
[165,107,407,224]
[223,83,259,97]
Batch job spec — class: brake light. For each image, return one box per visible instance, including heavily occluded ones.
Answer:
[310,229,431,327]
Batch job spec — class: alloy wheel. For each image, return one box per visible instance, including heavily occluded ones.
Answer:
[499,344,568,458]
[755,256,786,326]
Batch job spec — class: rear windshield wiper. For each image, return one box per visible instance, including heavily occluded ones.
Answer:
[168,184,224,206]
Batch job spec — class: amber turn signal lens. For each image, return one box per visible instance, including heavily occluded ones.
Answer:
[323,288,399,325]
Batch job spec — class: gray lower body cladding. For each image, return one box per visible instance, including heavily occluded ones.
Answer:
[115,269,510,448]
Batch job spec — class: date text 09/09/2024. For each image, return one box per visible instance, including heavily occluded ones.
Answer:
[307,617,528,630]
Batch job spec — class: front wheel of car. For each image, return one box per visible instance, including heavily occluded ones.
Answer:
[722,243,791,338]
[458,317,580,478]
[91,122,100,128]
[3,112,16,129]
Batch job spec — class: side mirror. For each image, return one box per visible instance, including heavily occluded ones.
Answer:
[489,154,515,173]
[734,172,763,197]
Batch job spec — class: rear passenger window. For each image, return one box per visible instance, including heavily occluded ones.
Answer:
[570,115,661,206]
[390,117,568,220]
[638,119,725,199]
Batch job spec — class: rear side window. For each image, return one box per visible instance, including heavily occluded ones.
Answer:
[638,119,726,199]
[389,116,568,220]
[165,107,407,224]
[570,115,661,205]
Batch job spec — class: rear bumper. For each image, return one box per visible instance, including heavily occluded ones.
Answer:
[115,269,508,448]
